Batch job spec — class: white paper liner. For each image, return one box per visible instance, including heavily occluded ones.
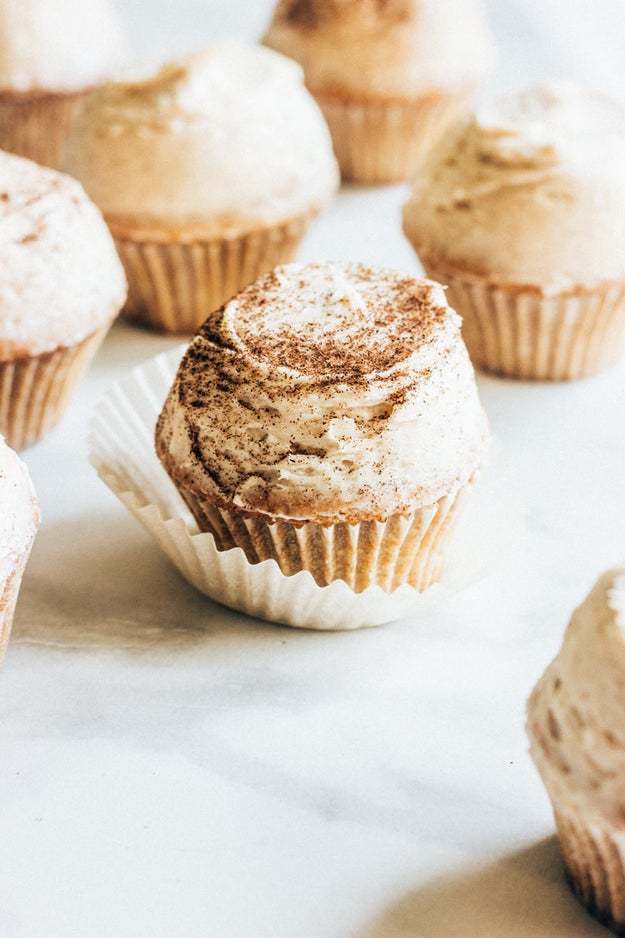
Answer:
[89,347,522,630]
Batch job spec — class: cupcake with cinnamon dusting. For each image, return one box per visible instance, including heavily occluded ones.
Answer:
[263,0,494,182]
[155,262,489,594]
[0,150,126,449]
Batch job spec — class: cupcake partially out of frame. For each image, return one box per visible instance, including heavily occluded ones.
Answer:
[0,0,127,168]
[155,262,489,595]
[0,150,126,450]
[0,435,39,657]
[527,570,625,934]
[403,83,625,380]
[62,42,339,335]
[263,0,494,183]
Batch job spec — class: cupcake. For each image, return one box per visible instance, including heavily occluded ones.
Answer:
[0,150,126,450]
[403,83,625,380]
[62,42,339,335]
[527,570,625,933]
[0,0,127,167]
[263,0,494,183]
[155,262,489,594]
[0,434,39,657]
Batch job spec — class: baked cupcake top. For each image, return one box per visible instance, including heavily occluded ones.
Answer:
[403,83,625,291]
[156,262,489,525]
[263,0,494,97]
[527,570,625,824]
[0,434,39,586]
[0,0,127,94]
[0,150,127,358]
[62,42,339,235]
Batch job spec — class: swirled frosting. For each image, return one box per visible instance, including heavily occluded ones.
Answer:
[62,42,339,232]
[0,150,126,358]
[528,570,625,824]
[156,262,489,525]
[403,84,625,291]
[263,0,494,97]
[0,0,127,93]
[0,434,39,589]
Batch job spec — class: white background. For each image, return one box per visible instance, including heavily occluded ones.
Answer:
[1,2,625,935]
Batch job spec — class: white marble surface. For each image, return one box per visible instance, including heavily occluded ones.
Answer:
[1,2,625,935]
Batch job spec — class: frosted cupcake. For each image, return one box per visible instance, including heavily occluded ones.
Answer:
[0,150,126,450]
[63,42,339,334]
[263,0,494,183]
[0,0,127,167]
[0,435,39,657]
[403,83,625,380]
[155,262,489,594]
[527,570,625,933]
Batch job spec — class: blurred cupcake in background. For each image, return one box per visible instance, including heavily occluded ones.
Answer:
[403,83,625,380]
[0,434,39,658]
[263,0,494,183]
[62,42,340,334]
[527,569,625,933]
[0,0,128,167]
[0,150,126,450]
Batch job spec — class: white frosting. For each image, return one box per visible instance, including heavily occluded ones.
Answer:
[263,0,494,96]
[404,83,625,290]
[528,569,625,824]
[0,435,38,589]
[0,151,127,358]
[0,0,128,93]
[62,42,339,229]
[156,263,489,525]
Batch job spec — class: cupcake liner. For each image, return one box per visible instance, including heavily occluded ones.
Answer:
[0,89,87,168]
[0,325,110,451]
[110,213,314,334]
[554,804,625,934]
[420,257,625,380]
[176,480,472,594]
[89,347,520,630]
[314,88,473,184]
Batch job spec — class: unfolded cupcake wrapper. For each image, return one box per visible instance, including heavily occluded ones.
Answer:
[554,804,625,934]
[112,213,314,334]
[175,482,472,594]
[314,89,473,183]
[0,326,110,451]
[88,346,520,630]
[0,90,87,168]
[421,258,625,380]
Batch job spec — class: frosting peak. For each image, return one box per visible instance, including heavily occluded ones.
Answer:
[156,263,489,525]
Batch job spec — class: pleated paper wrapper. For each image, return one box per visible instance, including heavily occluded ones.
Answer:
[314,87,474,184]
[89,347,521,630]
[420,257,625,381]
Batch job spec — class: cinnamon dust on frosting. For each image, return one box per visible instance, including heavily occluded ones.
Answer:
[156,262,489,526]
[0,150,126,358]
